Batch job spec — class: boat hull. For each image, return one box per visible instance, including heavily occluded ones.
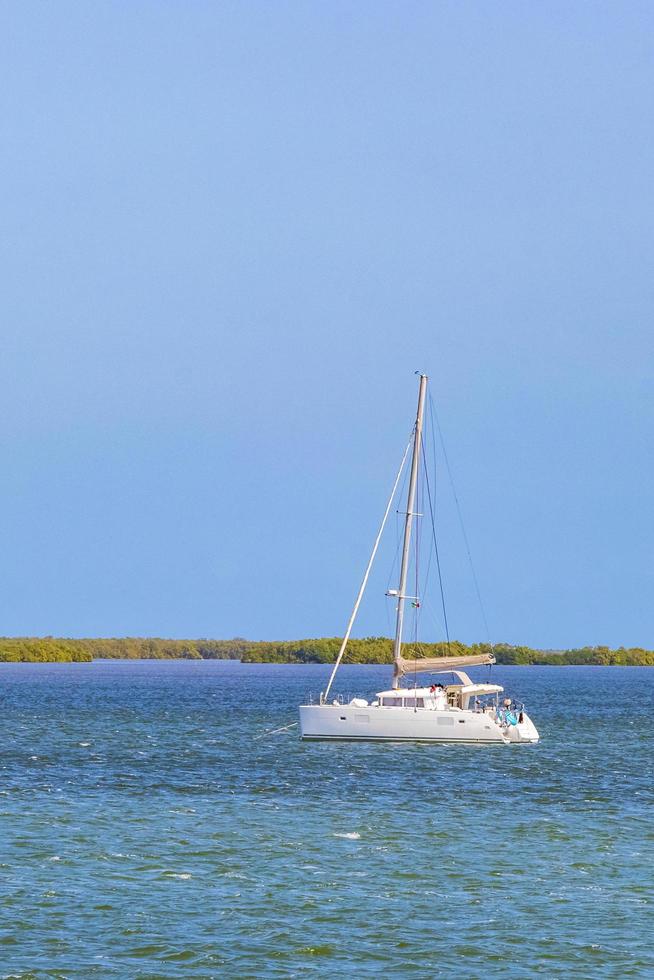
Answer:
[299,704,513,744]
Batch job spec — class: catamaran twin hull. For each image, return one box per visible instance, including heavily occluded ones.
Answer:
[298,374,541,746]
[299,704,539,745]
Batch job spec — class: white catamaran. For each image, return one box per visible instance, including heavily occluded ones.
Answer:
[299,374,539,745]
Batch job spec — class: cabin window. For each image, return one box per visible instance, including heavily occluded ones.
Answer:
[404,698,425,708]
[382,697,403,707]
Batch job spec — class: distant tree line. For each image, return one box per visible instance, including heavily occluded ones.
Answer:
[1,635,653,665]
[0,637,251,663]
[240,637,654,666]
[0,638,93,662]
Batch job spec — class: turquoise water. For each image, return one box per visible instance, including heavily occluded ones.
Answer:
[0,660,652,978]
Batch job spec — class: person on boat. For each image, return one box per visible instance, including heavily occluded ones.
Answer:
[432,684,447,710]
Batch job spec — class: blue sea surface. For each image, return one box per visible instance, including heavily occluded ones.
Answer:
[0,660,652,978]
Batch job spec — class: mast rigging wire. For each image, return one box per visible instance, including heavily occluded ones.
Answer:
[420,431,451,656]
[428,393,494,658]
[322,431,414,704]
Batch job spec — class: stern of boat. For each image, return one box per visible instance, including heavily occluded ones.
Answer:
[505,710,539,743]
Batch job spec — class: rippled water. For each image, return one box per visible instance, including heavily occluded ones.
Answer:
[0,660,652,977]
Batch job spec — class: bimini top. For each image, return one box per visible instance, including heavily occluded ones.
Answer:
[459,683,504,696]
[397,652,495,678]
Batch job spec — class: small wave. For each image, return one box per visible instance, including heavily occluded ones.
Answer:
[164,872,192,880]
[334,832,361,840]
[297,944,335,957]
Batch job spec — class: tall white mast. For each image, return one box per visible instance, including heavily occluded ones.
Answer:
[392,373,428,689]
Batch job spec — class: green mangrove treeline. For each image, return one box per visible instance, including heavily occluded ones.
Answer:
[0,638,93,662]
[0,637,252,663]
[240,637,654,666]
[1,635,654,665]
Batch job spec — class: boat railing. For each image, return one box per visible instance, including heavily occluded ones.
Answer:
[307,691,346,705]
[309,692,371,706]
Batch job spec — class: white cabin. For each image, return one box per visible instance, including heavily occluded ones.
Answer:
[357,671,504,712]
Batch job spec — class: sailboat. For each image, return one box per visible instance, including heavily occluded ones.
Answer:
[299,374,539,744]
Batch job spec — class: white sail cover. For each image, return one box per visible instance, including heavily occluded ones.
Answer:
[398,653,495,676]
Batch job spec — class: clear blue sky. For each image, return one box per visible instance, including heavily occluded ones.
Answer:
[1,1,652,648]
